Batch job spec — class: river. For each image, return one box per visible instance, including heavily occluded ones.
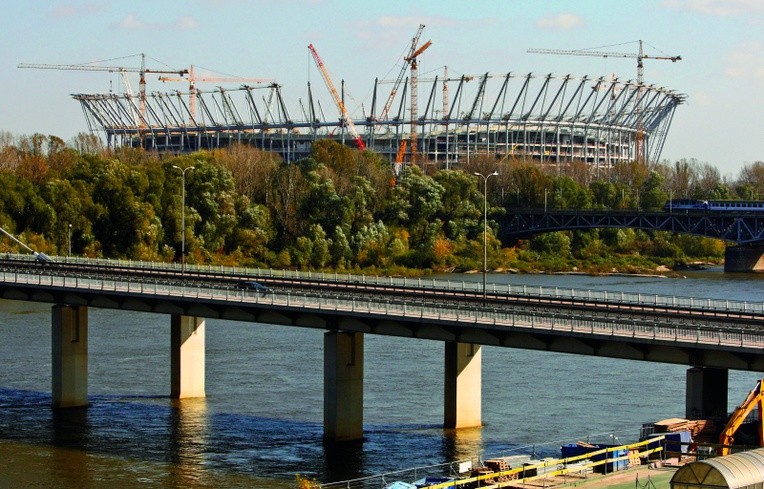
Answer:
[0,267,762,488]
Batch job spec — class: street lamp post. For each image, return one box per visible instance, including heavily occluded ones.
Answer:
[473,171,499,299]
[67,223,72,258]
[172,165,195,268]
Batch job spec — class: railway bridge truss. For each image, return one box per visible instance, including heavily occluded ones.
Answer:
[501,210,764,245]
[73,71,684,168]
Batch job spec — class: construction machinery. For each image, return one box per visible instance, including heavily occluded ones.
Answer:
[307,43,365,150]
[19,53,187,124]
[718,379,764,456]
[158,65,275,121]
[527,40,680,163]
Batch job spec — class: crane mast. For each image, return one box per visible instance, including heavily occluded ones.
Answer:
[406,38,432,158]
[307,43,365,150]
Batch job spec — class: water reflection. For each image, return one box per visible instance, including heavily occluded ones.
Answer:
[51,407,92,488]
[168,398,209,486]
[443,426,483,464]
[323,438,365,482]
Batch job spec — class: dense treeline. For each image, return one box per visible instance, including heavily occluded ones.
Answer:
[1,130,762,274]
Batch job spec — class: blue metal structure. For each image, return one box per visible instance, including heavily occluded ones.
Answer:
[501,209,764,245]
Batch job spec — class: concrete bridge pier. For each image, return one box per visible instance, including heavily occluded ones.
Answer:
[324,331,364,441]
[686,366,728,420]
[171,315,206,399]
[444,342,482,429]
[724,245,764,272]
[52,305,89,408]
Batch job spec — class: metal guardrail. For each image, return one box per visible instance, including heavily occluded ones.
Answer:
[4,270,764,351]
[9,253,763,316]
[319,436,667,489]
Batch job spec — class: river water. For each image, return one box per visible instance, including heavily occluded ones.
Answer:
[0,267,762,488]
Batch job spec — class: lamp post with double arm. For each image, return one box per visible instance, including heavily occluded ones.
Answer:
[473,171,499,299]
[172,165,195,269]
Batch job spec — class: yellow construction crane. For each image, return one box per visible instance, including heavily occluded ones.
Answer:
[18,53,187,123]
[158,65,275,121]
[307,43,365,150]
[718,379,764,456]
[527,40,680,164]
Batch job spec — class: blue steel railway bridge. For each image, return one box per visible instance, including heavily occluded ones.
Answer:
[501,208,764,273]
[0,255,763,442]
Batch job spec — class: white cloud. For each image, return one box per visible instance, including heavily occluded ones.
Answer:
[117,13,146,30]
[115,13,199,31]
[48,3,105,19]
[665,0,764,16]
[724,41,764,80]
[175,16,199,30]
[536,13,584,30]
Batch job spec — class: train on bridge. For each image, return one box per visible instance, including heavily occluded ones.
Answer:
[664,199,764,212]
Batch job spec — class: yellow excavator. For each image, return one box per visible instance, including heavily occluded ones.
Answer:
[718,379,764,456]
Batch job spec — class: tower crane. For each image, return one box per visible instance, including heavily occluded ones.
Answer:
[527,40,681,163]
[405,35,432,158]
[379,24,425,122]
[18,53,188,123]
[527,40,680,86]
[307,43,365,150]
[158,65,276,121]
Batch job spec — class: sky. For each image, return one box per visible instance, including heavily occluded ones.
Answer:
[1,0,762,178]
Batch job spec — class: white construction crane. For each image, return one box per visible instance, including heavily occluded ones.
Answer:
[527,40,681,163]
[158,65,275,121]
[18,53,187,123]
[527,40,681,86]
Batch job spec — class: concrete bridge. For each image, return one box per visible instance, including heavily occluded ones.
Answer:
[501,209,764,272]
[1,256,764,441]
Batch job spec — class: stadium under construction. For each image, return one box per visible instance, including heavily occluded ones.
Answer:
[66,36,685,171]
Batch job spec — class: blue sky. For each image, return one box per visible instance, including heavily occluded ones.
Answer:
[1,1,762,177]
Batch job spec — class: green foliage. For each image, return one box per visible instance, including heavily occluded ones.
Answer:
[0,134,749,274]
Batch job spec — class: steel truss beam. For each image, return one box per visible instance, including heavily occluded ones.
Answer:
[502,210,764,245]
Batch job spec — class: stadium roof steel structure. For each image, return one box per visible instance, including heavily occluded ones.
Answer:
[73,70,685,169]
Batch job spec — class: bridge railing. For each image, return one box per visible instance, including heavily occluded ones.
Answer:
[5,269,764,351]
[16,253,762,317]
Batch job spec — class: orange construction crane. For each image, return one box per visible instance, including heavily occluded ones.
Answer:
[379,24,425,122]
[718,379,764,456]
[307,43,365,150]
[158,65,275,121]
[19,53,187,125]
[406,36,431,158]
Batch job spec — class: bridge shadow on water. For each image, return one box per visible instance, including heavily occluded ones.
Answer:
[0,388,493,483]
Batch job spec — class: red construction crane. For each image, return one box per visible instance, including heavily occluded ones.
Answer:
[307,44,365,150]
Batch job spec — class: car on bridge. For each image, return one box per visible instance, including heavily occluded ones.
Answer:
[234,281,271,297]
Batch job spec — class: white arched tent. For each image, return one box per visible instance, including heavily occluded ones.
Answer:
[671,448,764,489]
